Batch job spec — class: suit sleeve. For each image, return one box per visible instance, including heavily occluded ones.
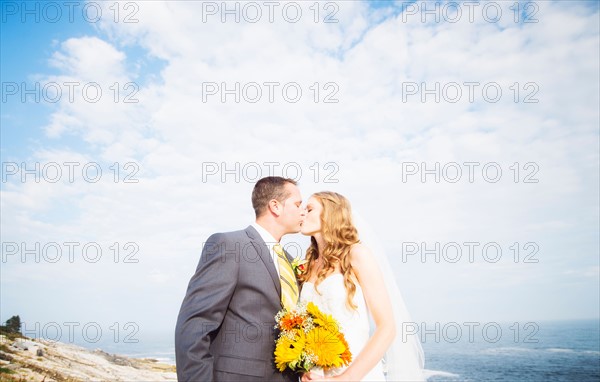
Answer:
[175,233,240,382]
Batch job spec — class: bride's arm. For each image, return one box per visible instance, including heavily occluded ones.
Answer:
[336,243,396,381]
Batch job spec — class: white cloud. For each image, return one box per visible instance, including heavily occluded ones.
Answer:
[49,37,127,81]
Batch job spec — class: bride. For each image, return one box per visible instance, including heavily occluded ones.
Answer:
[298,192,425,382]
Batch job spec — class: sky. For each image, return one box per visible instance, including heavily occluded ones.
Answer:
[1,0,599,351]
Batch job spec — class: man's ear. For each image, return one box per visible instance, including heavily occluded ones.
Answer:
[268,199,281,216]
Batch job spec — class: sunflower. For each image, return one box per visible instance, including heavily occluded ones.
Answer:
[304,327,347,369]
[274,331,305,372]
[307,302,341,332]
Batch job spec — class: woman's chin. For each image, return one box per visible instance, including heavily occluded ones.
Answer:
[299,227,311,236]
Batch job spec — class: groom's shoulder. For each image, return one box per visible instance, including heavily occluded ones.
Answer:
[204,226,253,243]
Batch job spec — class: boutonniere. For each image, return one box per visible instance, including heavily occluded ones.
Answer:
[290,258,308,278]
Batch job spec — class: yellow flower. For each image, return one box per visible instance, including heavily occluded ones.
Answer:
[274,303,351,373]
[307,302,341,332]
[274,331,305,372]
[305,327,346,369]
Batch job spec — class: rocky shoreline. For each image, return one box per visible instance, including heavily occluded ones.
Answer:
[0,335,176,381]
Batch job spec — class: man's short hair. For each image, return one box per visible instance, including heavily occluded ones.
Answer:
[251,177,298,218]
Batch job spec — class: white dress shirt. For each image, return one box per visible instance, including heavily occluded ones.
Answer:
[251,222,280,277]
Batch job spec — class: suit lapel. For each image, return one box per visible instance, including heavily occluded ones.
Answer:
[245,226,281,296]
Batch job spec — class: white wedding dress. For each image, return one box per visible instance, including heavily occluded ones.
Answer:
[300,273,386,381]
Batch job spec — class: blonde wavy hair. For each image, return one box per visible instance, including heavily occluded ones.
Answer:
[299,191,360,310]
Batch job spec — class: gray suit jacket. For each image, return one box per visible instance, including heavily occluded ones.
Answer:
[175,226,299,382]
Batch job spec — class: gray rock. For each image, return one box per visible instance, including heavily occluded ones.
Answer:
[12,342,28,351]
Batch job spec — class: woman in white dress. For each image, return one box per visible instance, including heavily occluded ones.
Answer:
[299,192,424,382]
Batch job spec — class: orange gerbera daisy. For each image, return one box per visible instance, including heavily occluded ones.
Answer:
[280,314,305,331]
[338,333,352,364]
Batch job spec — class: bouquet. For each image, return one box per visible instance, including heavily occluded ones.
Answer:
[274,302,352,373]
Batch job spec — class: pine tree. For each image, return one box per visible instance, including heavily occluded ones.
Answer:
[5,315,21,334]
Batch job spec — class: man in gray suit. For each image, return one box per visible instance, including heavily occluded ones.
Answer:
[176,176,305,381]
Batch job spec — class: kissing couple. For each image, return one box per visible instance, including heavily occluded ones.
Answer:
[175,177,424,381]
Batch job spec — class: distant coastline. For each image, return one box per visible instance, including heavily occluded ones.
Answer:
[0,333,176,381]
[2,319,598,381]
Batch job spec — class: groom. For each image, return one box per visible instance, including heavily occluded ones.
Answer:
[175,176,305,381]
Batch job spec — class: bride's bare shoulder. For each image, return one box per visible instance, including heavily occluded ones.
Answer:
[349,243,374,267]
[350,242,373,255]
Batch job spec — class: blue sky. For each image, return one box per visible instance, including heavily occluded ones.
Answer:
[1,0,599,348]
[1,3,165,160]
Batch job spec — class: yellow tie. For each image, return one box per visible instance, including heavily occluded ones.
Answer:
[274,244,299,310]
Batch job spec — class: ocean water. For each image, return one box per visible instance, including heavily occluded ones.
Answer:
[70,319,599,381]
[422,319,600,381]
